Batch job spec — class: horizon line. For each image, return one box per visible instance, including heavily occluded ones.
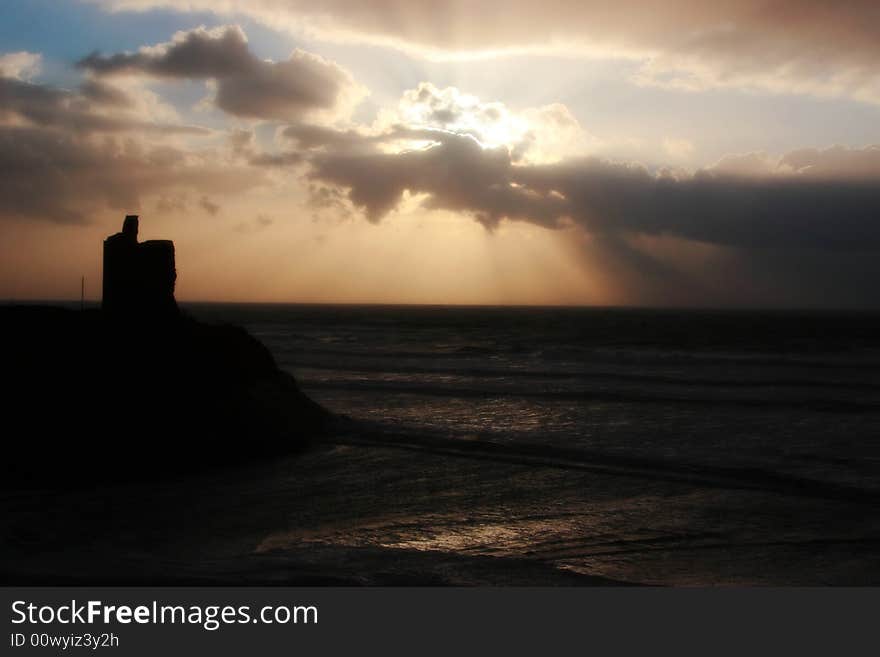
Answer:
[4,298,880,314]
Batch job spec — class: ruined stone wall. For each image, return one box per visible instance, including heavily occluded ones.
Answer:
[102,215,177,316]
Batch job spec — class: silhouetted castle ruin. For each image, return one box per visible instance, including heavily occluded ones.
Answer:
[102,215,177,316]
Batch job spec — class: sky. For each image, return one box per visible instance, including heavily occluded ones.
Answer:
[1,0,879,307]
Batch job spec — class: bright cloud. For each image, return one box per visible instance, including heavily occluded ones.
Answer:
[88,1,880,104]
[0,51,42,80]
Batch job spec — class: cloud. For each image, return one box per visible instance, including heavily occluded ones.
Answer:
[307,129,567,226]
[0,62,263,224]
[0,73,206,135]
[0,51,42,80]
[662,137,694,161]
[241,82,880,256]
[0,125,264,224]
[87,1,880,104]
[283,123,382,152]
[258,82,593,168]
[522,153,880,251]
[155,193,188,214]
[78,25,366,121]
[298,114,880,253]
[780,145,880,180]
[250,151,304,167]
[0,27,365,225]
[228,128,254,155]
[294,104,880,305]
[381,83,592,162]
[79,78,135,108]
[199,195,221,215]
[233,213,274,233]
[4,13,880,306]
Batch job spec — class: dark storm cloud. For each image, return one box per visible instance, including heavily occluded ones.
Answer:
[308,130,567,225]
[78,26,362,120]
[515,155,880,251]
[302,126,880,251]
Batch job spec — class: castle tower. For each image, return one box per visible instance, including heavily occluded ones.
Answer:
[102,215,177,316]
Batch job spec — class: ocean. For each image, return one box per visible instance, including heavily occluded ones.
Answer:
[178,303,880,585]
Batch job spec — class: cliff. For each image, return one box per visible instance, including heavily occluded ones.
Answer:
[3,216,333,487]
[2,305,332,486]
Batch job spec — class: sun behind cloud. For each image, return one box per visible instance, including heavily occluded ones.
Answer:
[1,4,880,308]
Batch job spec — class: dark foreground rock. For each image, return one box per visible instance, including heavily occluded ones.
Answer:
[2,305,332,487]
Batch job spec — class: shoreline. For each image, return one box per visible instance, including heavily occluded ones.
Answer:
[4,439,880,586]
